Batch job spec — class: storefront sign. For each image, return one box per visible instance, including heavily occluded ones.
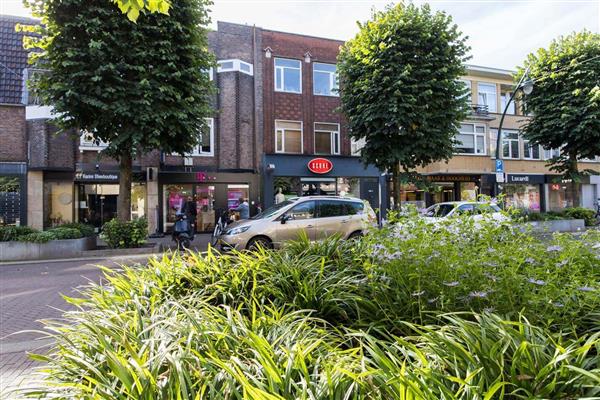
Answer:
[75,172,118,182]
[507,174,545,184]
[426,175,478,182]
[307,158,333,174]
[550,184,561,191]
[195,172,217,181]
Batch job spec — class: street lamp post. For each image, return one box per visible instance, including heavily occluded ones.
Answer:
[493,69,534,197]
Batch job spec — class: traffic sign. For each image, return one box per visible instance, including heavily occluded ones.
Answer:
[496,172,505,183]
[495,159,504,173]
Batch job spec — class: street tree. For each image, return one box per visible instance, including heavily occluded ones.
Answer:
[25,0,214,221]
[337,3,470,208]
[25,0,171,22]
[516,31,600,206]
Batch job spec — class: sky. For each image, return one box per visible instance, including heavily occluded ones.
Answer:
[2,0,599,70]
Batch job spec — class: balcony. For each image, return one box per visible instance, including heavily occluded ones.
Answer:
[470,103,489,115]
[79,132,108,152]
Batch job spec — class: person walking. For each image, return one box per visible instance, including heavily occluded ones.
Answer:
[182,195,197,237]
[233,197,250,220]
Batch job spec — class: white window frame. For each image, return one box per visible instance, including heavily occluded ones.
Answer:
[216,59,253,76]
[455,123,487,155]
[351,137,366,156]
[203,67,214,81]
[543,147,561,160]
[477,82,497,113]
[523,139,542,160]
[314,122,340,155]
[500,91,515,115]
[275,120,303,154]
[274,58,302,94]
[501,129,520,159]
[313,62,338,97]
[191,118,214,157]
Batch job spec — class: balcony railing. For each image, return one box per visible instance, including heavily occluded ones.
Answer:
[469,103,489,116]
[79,132,108,152]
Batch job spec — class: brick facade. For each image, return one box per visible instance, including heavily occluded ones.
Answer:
[261,30,347,155]
[0,106,27,163]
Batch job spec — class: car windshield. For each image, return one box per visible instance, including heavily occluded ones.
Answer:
[251,200,295,220]
[425,204,456,217]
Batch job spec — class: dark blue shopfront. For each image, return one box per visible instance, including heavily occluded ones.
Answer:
[262,154,388,214]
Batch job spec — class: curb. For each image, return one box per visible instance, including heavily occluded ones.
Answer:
[0,252,163,266]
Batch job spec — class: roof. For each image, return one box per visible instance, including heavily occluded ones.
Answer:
[0,15,38,104]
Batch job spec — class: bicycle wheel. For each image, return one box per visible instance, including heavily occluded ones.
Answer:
[211,218,223,246]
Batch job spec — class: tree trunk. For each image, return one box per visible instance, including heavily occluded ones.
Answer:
[392,162,402,210]
[117,153,132,221]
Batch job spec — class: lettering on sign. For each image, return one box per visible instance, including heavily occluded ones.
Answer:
[551,184,561,191]
[75,172,118,181]
[426,175,477,182]
[307,158,333,174]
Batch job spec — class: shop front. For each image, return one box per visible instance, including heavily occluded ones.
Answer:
[401,174,493,208]
[158,171,259,233]
[0,163,27,226]
[499,174,545,212]
[74,170,147,231]
[262,155,386,213]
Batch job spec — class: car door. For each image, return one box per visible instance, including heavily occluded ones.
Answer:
[315,199,348,239]
[273,200,316,246]
[455,204,475,218]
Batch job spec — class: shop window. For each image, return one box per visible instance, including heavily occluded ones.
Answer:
[337,177,360,198]
[313,62,338,96]
[196,185,215,231]
[456,123,486,155]
[77,184,119,229]
[502,130,520,159]
[460,182,478,201]
[401,184,427,209]
[0,177,21,226]
[275,58,301,93]
[548,183,570,211]
[477,82,497,112]
[523,140,541,160]
[131,183,146,220]
[275,120,303,154]
[314,123,340,155]
[227,184,249,212]
[45,181,74,228]
[274,177,302,201]
[502,184,541,212]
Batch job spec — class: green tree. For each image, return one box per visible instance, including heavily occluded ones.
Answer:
[337,3,470,208]
[112,0,171,21]
[516,31,600,207]
[26,0,214,221]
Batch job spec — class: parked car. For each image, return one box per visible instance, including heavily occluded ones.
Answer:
[422,201,508,222]
[218,196,377,251]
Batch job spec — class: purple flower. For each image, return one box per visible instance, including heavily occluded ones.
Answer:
[412,290,425,297]
[527,278,546,286]
[557,259,569,267]
[546,245,563,252]
[443,281,459,287]
[577,286,596,292]
[469,291,488,298]
[525,257,536,264]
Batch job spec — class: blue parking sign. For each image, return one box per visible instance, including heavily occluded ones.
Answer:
[495,159,504,173]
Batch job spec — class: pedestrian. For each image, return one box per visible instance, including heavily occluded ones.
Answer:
[233,197,250,220]
[182,196,197,236]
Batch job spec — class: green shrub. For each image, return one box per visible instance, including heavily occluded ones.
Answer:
[564,207,596,226]
[0,225,37,241]
[100,218,147,248]
[55,222,95,237]
[46,227,83,240]
[17,231,57,243]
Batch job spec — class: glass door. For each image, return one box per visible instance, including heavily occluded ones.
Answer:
[196,184,215,232]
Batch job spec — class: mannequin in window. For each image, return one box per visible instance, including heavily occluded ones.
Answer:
[274,187,285,204]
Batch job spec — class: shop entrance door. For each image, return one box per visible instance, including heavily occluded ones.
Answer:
[87,194,118,229]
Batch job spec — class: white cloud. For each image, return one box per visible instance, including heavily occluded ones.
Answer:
[2,0,599,69]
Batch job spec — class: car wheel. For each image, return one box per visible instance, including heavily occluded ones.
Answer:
[247,236,272,251]
[348,231,363,240]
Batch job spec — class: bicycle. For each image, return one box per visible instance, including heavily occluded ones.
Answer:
[211,209,230,247]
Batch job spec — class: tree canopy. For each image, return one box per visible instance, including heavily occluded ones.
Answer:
[26,0,214,220]
[516,31,600,192]
[337,3,470,206]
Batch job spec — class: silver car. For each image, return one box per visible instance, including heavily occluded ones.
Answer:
[218,196,377,251]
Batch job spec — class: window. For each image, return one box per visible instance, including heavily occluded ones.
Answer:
[202,67,214,81]
[351,137,366,156]
[502,130,520,159]
[477,82,497,112]
[217,59,253,76]
[523,139,541,160]
[456,123,486,155]
[314,123,340,155]
[501,92,515,114]
[313,62,338,96]
[456,204,475,215]
[192,118,214,156]
[287,201,315,220]
[543,147,560,160]
[461,79,472,102]
[317,200,346,218]
[275,120,303,154]
[275,58,301,93]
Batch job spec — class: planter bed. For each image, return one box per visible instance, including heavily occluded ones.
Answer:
[0,236,96,262]
[524,218,585,233]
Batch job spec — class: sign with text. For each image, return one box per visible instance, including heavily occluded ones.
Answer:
[495,159,504,173]
[75,172,118,182]
[496,172,505,183]
[307,158,333,174]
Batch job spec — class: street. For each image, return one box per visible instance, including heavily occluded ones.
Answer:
[0,255,154,398]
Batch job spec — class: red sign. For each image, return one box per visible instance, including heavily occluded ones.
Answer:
[550,184,561,191]
[307,158,333,174]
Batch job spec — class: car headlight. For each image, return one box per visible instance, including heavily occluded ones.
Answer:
[224,226,251,235]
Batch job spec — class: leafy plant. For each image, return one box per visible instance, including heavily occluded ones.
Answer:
[46,227,83,240]
[564,207,596,226]
[100,218,148,248]
[0,225,37,241]
[17,231,57,243]
[55,222,95,237]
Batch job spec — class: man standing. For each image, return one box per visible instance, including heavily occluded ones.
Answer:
[233,197,249,220]
[182,195,197,237]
